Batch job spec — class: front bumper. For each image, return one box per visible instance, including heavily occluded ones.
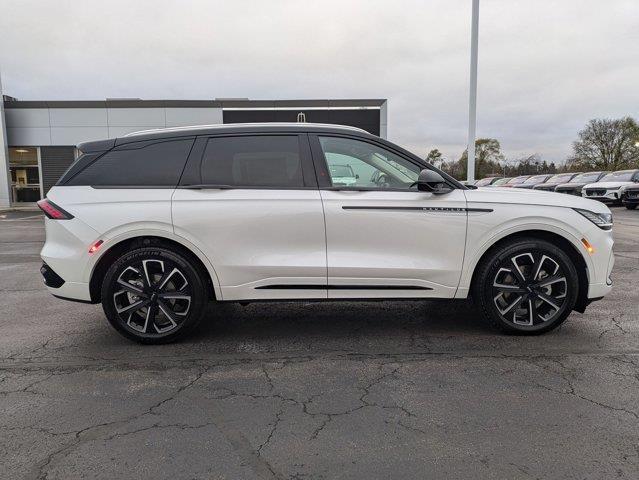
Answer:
[622,191,639,205]
[556,188,581,196]
[582,190,621,203]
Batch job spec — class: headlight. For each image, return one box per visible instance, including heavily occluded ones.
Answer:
[607,186,621,191]
[573,208,613,230]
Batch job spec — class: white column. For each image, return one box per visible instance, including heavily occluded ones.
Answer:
[0,72,12,208]
[466,0,480,182]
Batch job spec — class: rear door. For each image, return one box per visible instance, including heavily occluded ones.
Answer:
[311,134,467,299]
[172,133,327,300]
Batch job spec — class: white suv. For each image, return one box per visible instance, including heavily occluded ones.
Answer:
[38,124,614,343]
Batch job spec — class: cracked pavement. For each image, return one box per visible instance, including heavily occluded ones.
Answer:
[0,209,638,479]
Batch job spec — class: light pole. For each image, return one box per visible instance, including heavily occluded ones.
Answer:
[466,0,480,182]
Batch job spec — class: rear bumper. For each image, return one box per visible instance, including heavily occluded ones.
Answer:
[40,262,93,302]
[40,217,99,302]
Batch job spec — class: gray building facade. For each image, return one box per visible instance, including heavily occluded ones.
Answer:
[0,91,387,207]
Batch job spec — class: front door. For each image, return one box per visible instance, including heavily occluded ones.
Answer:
[311,134,467,299]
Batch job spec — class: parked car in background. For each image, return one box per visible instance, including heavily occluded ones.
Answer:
[490,177,512,187]
[328,164,358,186]
[555,171,609,196]
[513,174,553,189]
[533,172,580,192]
[474,176,503,187]
[502,175,530,187]
[621,184,639,210]
[582,169,639,204]
[37,123,614,342]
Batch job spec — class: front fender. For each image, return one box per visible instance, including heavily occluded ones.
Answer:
[456,206,594,297]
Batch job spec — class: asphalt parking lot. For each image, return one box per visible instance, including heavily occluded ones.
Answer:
[0,208,637,480]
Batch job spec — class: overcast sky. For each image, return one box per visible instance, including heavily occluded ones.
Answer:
[1,0,637,162]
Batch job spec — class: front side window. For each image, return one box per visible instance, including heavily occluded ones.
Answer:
[318,136,419,189]
[201,135,304,188]
[66,139,194,187]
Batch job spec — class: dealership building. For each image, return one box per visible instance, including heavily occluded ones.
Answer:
[0,89,387,208]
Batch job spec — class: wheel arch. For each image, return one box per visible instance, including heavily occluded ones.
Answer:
[468,229,590,313]
[88,235,220,303]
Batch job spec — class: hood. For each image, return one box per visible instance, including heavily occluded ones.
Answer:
[469,186,610,213]
[583,181,636,189]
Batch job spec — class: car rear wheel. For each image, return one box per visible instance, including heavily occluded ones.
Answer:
[626,204,637,210]
[472,238,579,334]
[101,246,207,344]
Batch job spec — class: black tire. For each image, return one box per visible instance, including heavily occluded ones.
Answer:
[101,246,207,344]
[472,238,579,335]
[625,204,637,210]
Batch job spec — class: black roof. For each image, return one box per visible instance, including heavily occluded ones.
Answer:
[78,123,377,152]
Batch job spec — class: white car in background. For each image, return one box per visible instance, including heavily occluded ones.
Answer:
[582,169,639,204]
[38,123,614,343]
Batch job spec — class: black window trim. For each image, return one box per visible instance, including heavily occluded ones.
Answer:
[177,133,318,190]
[308,133,462,192]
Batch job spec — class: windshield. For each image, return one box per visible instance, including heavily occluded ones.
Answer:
[329,165,354,177]
[492,178,511,186]
[600,171,635,182]
[548,173,575,183]
[475,177,499,186]
[524,175,549,184]
[507,176,528,185]
[572,172,602,183]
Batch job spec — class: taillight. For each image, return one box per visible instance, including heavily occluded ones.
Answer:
[37,199,74,220]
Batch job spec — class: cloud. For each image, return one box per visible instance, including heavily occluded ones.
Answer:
[1,0,637,162]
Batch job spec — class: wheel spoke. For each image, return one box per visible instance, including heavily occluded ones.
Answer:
[536,275,566,288]
[494,285,526,293]
[510,253,534,283]
[498,295,523,315]
[538,292,561,311]
[529,298,538,324]
[156,300,179,331]
[116,279,146,296]
[157,268,188,292]
[143,304,158,333]
[142,259,164,287]
[116,299,149,315]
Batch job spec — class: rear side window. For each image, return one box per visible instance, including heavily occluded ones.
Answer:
[200,135,304,188]
[66,139,194,187]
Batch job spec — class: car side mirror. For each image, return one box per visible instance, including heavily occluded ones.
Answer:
[416,169,453,194]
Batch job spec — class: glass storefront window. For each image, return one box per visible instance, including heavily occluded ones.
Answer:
[9,147,41,203]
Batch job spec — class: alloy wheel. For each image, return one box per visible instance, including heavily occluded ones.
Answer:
[113,259,191,335]
[491,252,568,326]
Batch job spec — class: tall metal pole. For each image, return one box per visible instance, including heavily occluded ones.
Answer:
[467,0,479,182]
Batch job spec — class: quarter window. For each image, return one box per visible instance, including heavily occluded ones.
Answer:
[318,136,419,189]
[200,136,304,188]
[66,139,194,187]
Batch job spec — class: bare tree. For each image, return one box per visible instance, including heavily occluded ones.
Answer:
[571,117,639,170]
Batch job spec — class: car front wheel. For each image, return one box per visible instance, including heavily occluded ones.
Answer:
[101,246,207,344]
[473,238,579,334]
[625,204,637,210]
